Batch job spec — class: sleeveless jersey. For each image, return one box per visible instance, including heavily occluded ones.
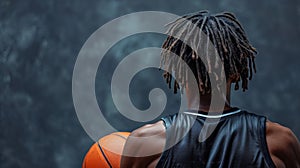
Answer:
[156,108,276,168]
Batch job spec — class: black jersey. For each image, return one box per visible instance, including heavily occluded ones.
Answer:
[156,108,276,168]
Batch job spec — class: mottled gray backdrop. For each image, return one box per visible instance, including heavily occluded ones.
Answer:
[1,0,299,167]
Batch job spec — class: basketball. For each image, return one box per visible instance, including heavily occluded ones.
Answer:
[82,132,130,168]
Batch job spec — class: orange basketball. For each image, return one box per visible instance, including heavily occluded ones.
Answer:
[82,132,130,168]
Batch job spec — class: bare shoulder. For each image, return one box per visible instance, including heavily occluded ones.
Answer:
[266,121,300,168]
[131,120,166,138]
[121,120,166,168]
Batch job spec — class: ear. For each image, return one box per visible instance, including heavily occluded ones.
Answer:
[226,77,233,85]
[226,78,233,91]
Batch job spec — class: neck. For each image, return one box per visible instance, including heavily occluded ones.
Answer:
[186,83,232,113]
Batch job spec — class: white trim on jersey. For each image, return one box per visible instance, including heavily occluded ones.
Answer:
[183,109,242,119]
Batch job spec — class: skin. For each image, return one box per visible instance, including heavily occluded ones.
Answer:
[120,81,300,168]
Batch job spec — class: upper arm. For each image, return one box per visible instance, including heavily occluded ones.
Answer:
[120,120,166,168]
[266,121,300,168]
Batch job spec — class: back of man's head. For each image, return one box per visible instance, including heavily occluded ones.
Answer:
[160,11,257,95]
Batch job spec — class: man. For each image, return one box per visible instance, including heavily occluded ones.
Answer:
[121,11,300,168]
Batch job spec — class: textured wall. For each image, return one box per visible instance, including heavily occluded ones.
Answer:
[1,0,299,167]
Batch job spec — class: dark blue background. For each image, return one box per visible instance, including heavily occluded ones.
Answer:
[1,0,299,167]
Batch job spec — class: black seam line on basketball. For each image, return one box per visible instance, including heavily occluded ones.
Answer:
[97,141,113,168]
[111,133,127,140]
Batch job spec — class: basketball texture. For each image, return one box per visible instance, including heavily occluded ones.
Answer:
[82,132,130,168]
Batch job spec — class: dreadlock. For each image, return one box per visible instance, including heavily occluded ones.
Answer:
[160,11,257,94]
